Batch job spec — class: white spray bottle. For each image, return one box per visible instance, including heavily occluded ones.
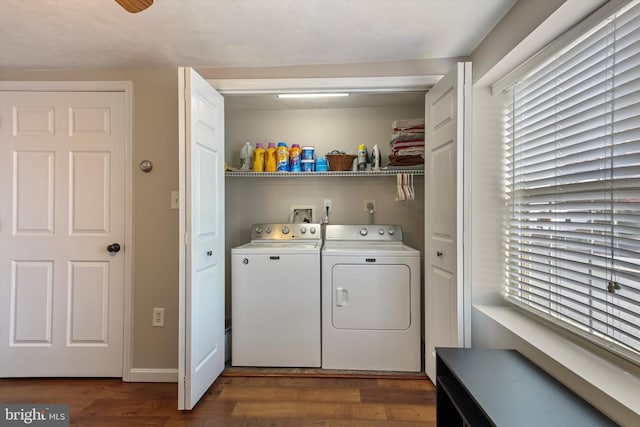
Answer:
[371,144,381,171]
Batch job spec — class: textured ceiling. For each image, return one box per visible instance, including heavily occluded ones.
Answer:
[0,0,517,70]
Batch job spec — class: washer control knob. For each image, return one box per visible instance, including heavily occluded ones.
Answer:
[265,227,272,234]
[300,226,306,234]
[255,227,263,234]
[282,226,290,234]
[378,229,385,235]
[360,228,368,236]
[310,227,317,234]
[388,229,395,235]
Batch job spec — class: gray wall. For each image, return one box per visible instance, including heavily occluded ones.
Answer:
[225,103,423,168]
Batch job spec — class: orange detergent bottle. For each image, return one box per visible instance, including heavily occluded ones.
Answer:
[290,144,302,172]
[253,143,265,172]
[276,142,289,172]
[265,142,277,172]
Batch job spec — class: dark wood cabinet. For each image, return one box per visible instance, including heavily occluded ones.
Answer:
[435,347,617,426]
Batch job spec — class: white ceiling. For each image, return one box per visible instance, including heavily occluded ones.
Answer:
[0,0,517,70]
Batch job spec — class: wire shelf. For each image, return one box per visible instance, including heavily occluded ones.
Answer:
[225,169,424,177]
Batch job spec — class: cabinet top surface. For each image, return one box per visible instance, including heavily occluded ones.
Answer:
[436,348,616,427]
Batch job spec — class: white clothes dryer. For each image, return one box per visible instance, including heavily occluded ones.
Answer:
[322,224,421,372]
[232,223,322,367]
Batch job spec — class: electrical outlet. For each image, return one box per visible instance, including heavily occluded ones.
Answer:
[363,200,376,212]
[324,199,332,212]
[152,307,165,327]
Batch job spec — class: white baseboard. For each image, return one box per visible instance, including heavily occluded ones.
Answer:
[127,368,178,383]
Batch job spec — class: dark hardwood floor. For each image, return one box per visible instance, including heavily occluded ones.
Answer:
[0,374,436,426]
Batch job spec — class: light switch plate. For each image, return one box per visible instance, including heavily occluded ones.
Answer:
[152,307,165,327]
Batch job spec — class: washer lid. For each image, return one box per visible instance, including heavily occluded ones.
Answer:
[322,241,419,256]
[232,241,321,254]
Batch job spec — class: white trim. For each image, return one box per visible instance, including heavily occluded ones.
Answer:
[461,62,473,347]
[0,80,134,381]
[207,76,441,94]
[492,0,634,95]
[128,368,178,383]
[0,81,134,92]
[177,67,188,409]
[121,83,134,382]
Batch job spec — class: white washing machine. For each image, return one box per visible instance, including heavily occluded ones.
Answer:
[232,223,321,367]
[322,224,421,372]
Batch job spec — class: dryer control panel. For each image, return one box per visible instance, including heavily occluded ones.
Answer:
[325,224,404,242]
[250,223,322,240]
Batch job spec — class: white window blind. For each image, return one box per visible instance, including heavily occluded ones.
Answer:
[505,1,640,362]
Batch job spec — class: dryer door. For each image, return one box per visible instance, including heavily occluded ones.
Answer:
[331,264,411,330]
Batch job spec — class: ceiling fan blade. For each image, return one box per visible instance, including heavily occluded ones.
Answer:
[115,0,154,13]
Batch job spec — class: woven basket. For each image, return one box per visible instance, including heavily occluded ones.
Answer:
[326,154,356,171]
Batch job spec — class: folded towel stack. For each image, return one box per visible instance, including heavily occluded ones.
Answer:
[388,118,424,166]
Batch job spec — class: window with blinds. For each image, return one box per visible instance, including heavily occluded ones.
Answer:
[505,1,640,362]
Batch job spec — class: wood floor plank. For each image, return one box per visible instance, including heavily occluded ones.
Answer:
[324,421,435,427]
[232,402,388,421]
[220,386,361,403]
[79,398,178,417]
[221,376,379,389]
[360,388,435,406]
[386,404,437,422]
[376,379,435,391]
[69,416,170,426]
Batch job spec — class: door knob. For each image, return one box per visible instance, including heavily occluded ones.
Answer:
[107,243,121,253]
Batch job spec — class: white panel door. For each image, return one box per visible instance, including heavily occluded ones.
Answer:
[0,91,126,377]
[178,68,225,410]
[424,62,472,380]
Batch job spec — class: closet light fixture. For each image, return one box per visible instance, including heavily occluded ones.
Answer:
[277,93,349,99]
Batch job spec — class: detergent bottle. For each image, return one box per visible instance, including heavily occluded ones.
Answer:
[265,142,277,172]
[253,143,265,172]
[290,144,302,172]
[276,142,290,172]
[240,141,254,170]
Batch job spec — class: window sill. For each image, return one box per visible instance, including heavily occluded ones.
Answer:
[473,304,640,423]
